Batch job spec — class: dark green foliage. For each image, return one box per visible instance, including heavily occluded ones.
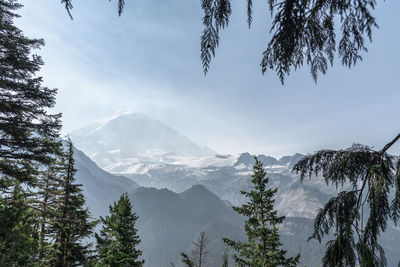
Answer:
[200,0,231,75]
[293,134,400,267]
[0,183,39,266]
[0,0,62,189]
[223,157,300,266]
[0,1,62,264]
[95,193,144,266]
[200,0,378,83]
[45,140,96,266]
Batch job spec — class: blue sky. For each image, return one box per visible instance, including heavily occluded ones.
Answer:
[16,0,400,157]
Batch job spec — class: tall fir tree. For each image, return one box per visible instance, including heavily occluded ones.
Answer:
[223,157,300,266]
[293,134,400,267]
[0,0,62,191]
[0,1,62,264]
[45,139,96,267]
[95,193,144,267]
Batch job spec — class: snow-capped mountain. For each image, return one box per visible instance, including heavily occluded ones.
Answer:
[71,146,321,266]
[69,112,342,218]
[70,114,400,267]
[116,152,343,218]
[70,112,215,169]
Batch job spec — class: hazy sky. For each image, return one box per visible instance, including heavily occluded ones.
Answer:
[16,0,400,157]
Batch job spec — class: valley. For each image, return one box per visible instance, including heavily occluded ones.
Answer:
[71,112,400,266]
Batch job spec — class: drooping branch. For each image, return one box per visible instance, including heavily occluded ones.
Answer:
[354,132,400,214]
[293,133,400,266]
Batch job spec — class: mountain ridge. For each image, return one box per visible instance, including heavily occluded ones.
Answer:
[70,130,400,267]
[70,112,331,219]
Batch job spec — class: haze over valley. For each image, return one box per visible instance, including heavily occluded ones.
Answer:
[3,1,400,266]
[72,112,400,266]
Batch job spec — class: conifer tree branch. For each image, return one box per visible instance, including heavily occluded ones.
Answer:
[357,132,400,213]
[380,133,400,155]
[294,133,400,266]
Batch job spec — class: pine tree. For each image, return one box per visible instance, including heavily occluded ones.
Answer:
[0,183,39,266]
[223,157,300,266]
[293,133,400,267]
[0,0,62,191]
[0,1,62,264]
[95,193,144,267]
[45,139,96,267]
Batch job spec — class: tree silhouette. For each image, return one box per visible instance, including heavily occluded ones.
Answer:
[294,133,400,266]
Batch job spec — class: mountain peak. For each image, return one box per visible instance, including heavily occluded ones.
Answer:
[257,154,279,166]
[70,112,215,168]
[234,152,255,166]
[278,153,305,168]
[179,184,227,209]
[84,112,159,136]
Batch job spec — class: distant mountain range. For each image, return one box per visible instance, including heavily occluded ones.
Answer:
[70,112,336,219]
[71,112,400,266]
[73,146,326,266]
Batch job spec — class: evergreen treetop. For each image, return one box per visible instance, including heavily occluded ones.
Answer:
[95,192,144,267]
[223,157,300,266]
[45,139,96,267]
[0,0,62,190]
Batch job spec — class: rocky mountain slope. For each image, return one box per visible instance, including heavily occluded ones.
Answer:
[73,145,139,217]
[72,148,322,266]
[70,113,340,219]
[71,112,400,266]
[73,141,400,267]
